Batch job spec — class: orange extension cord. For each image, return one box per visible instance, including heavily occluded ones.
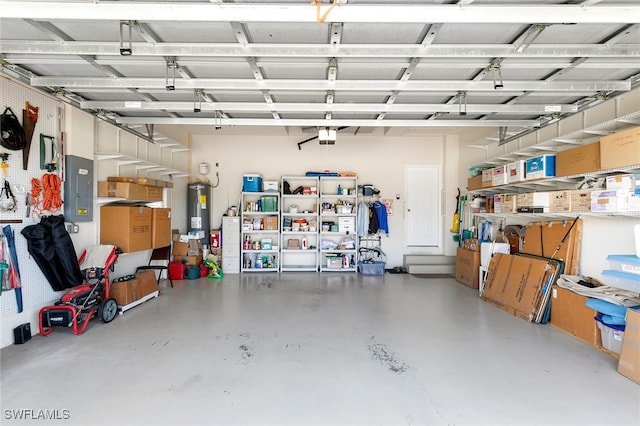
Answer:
[41,174,62,213]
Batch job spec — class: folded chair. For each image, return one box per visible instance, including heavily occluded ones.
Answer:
[136,245,173,288]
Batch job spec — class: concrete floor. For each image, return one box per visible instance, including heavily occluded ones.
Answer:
[1,273,638,426]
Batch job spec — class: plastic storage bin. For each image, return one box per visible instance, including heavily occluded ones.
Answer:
[606,254,640,275]
[601,269,640,293]
[596,318,625,354]
[358,261,386,275]
[243,174,262,192]
[261,196,278,212]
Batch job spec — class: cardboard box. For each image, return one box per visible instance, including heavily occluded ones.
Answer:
[109,270,158,306]
[467,175,483,191]
[183,255,203,266]
[600,126,640,169]
[492,166,508,186]
[481,253,556,322]
[107,176,174,188]
[570,190,592,212]
[618,309,640,384]
[517,192,550,209]
[606,174,635,191]
[493,194,502,213]
[100,205,152,253]
[525,154,556,180]
[151,208,171,249]
[507,160,525,183]
[455,247,480,289]
[98,181,163,202]
[591,189,629,213]
[188,239,202,256]
[555,142,601,177]
[548,190,571,213]
[482,169,493,188]
[263,216,279,231]
[501,194,517,213]
[172,241,188,257]
[549,285,599,347]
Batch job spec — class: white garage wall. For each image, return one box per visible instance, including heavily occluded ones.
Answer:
[189,132,461,267]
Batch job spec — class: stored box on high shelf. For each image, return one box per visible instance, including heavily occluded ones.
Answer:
[555,142,600,177]
[606,174,636,191]
[570,190,592,212]
[98,181,163,202]
[100,205,152,252]
[591,189,629,213]
[600,126,640,170]
[107,176,174,188]
[481,169,493,188]
[501,194,517,213]
[492,166,508,186]
[467,175,483,191]
[525,154,556,180]
[548,190,571,213]
[507,160,525,183]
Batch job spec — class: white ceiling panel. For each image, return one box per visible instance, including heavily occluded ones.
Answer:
[0,0,638,142]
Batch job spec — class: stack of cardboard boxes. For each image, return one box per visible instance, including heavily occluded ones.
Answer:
[467,126,640,214]
[100,205,171,253]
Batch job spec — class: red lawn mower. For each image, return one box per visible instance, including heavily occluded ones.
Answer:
[39,245,119,336]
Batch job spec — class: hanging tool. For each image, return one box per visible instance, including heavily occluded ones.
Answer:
[3,225,23,313]
[0,180,17,212]
[39,134,58,172]
[450,188,461,236]
[0,152,8,177]
[22,102,39,170]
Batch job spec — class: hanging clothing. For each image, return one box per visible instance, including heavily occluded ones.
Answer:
[368,204,379,234]
[373,201,389,234]
[357,201,369,237]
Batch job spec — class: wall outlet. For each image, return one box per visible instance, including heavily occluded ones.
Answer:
[65,223,79,234]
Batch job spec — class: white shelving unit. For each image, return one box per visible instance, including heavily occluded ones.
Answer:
[319,176,358,272]
[240,192,280,272]
[280,176,320,272]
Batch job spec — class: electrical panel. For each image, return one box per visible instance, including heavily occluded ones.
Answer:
[63,155,93,222]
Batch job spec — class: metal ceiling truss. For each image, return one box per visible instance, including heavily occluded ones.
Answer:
[1,2,636,24]
[1,0,639,136]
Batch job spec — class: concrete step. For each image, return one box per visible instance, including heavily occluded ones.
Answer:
[403,254,456,266]
[403,254,456,275]
[406,263,456,275]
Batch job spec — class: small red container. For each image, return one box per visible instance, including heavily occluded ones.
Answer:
[169,261,186,280]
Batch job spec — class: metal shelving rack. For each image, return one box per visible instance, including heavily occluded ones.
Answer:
[240,191,280,272]
[280,176,320,272]
[319,176,358,272]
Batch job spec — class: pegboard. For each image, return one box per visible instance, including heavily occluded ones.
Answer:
[1,76,67,317]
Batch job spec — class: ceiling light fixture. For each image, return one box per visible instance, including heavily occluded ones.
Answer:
[193,89,203,113]
[457,91,467,116]
[119,20,134,56]
[490,64,504,90]
[318,127,336,145]
[166,58,177,91]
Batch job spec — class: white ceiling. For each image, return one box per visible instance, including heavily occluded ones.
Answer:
[1,0,639,143]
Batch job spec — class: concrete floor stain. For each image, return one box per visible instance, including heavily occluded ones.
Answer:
[367,340,409,374]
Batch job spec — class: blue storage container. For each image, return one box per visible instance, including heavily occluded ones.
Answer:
[243,174,262,192]
[525,154,555,180]
[358,261,386,275]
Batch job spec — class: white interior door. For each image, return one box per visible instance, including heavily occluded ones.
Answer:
[406,166,440,247]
